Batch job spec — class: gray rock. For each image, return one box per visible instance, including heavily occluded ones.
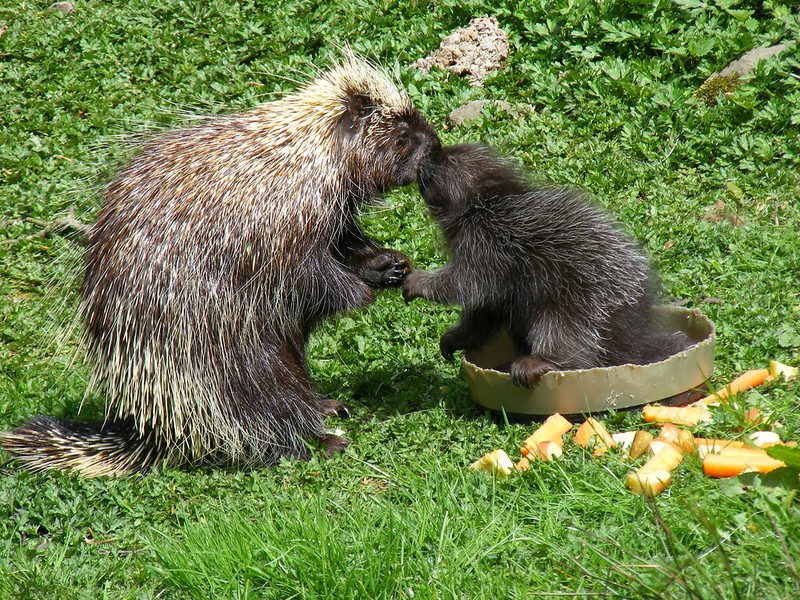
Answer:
[50,2,74,14]
[449,99,514,126]
[715,44,788,79]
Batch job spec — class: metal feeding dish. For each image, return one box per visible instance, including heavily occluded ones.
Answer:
[461,306,715,416]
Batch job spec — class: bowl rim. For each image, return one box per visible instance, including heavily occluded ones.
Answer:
[460,305,716,415]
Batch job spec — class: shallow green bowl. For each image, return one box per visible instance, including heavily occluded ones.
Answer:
[461,306,715,416]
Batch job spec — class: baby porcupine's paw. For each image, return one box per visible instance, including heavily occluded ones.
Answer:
[439,330,462,361]
[318,433,351,457]
[440,336,456,361]
[360,249,412,288]
[402,270,431,303]
[318,398,352,419]
[509,355,556,388]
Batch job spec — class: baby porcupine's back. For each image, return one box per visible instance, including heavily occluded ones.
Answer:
[420,144,691,368]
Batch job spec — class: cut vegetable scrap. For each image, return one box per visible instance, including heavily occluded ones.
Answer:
[629,430,654,459]
[744,408,763,427]
[627,441,684,497]
[659,423,695,452]
[535,441,563,461]
[470,449,514,477]
[768,360,798,382]
[643,404,712,427]
[574,417,616,456]
[519,413,573,455]
[693,439,745,459]
[703,452,786,478]
[611,431,636,450]
[748,431,781,448]
[693,437,745,449]
[694,368,771,407]
[649,439,684,458]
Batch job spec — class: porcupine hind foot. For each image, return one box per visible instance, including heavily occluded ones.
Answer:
[509,356,557,389]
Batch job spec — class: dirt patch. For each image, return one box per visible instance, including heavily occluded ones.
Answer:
[412,15,509,87]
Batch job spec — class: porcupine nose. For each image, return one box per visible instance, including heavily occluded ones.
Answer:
[417,137,444,189]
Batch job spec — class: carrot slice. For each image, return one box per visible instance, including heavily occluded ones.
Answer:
[694,368,771,407]
[629,430,654,459]
[627,442,684,496]
[519,413,573,456]
[574,418,616,456]
[659,423,695,452]
[703,453,786,478]
[693,438,745,449]
[643,404,712,426]
[470,449,514,477]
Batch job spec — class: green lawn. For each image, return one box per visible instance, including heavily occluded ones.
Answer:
[2,1,799,597]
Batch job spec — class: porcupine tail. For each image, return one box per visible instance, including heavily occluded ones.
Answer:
[0,416,167,476]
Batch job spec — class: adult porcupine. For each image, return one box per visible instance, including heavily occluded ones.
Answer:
[403,144,690,387]
[1,57,439,475]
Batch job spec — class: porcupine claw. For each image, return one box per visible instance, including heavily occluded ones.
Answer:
[360,250,412,288]
[318,398,352,419]
[509,355,556,389]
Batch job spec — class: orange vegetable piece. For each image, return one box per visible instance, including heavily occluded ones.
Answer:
[703,453,786,478]
[643,404,712,427]
[574,418,616,456]
[535,441,563,461]
[693,438,745,450]
[520,413,573,456]
[659,423,695,452]
[627,441,684,497]
[694,368,771,407]
[629,430,654,459]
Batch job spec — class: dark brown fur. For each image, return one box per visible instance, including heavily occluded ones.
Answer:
[404,144,690,387]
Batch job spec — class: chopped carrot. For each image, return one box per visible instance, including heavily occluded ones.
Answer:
[703,453,786,478]
[693,438,745,449]
[611,431,636,450]
[745,408,762,426]
[627,442,684,496]
[694,368,771,407]
[535,441,563,461]
[519,413,573,456]
[659,423,695,452]
[643,404,712,427]
[629,430,654,459]
[649,439,684,458]
[470,449,514,477]
[716,447,770,457]
[748,431,781,448]
[768,360,798,382]
[574,418,616,456]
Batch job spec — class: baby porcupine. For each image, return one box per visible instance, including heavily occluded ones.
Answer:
[0,57,439,476]
[403,144,690,387]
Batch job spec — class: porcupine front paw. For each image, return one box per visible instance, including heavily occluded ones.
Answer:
[360,249,412,288]
[318,398,352,419]
[402,270,431,303]
[318,433,351,457]
[509,355,556,388]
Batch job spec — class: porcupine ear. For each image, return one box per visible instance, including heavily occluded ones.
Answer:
[338,92,375,139]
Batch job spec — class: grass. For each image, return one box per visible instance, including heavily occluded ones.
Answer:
[2,0,800,597]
